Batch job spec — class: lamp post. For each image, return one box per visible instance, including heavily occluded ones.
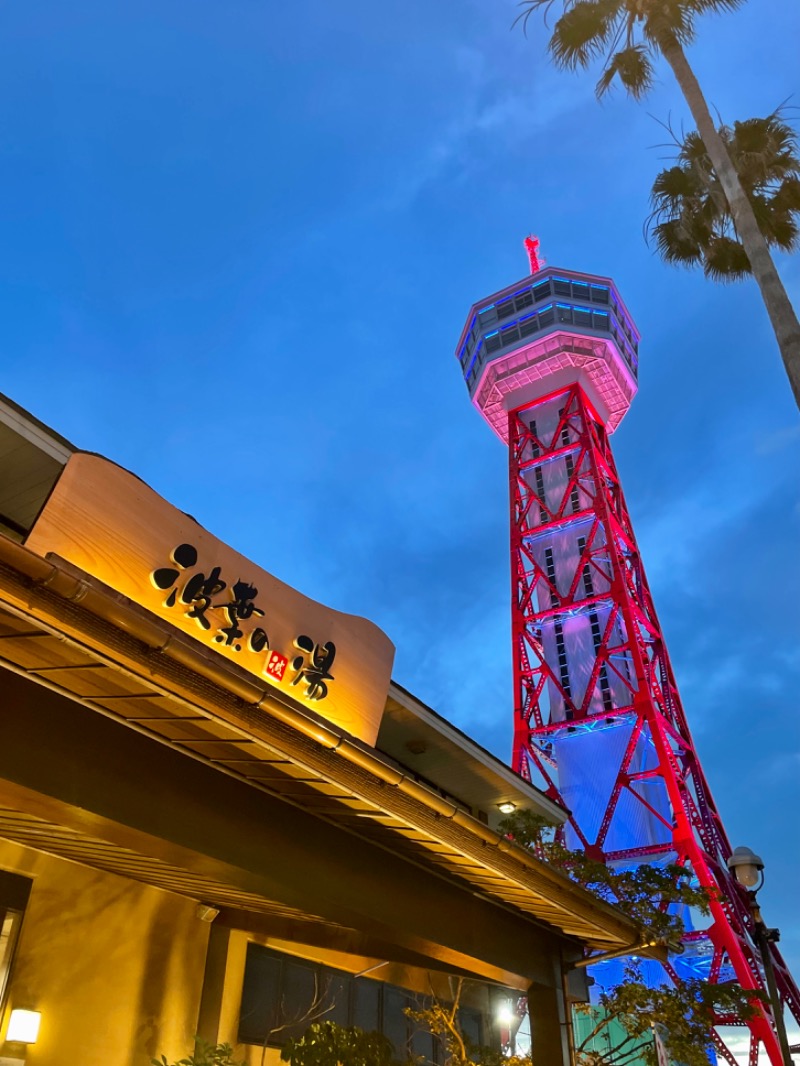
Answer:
[727,846,794,1066]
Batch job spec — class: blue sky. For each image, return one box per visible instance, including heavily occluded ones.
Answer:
[0,0,798,1051]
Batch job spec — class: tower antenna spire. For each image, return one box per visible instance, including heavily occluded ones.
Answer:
[523,234,544,274]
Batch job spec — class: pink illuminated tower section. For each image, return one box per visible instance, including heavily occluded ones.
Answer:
[455,243,800,1066]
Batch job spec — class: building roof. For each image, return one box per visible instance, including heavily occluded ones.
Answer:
[0,531,641,957]
[379,682,567,830]
[0,392,73,539]
[0,395,647,972]
[0,395,564,829]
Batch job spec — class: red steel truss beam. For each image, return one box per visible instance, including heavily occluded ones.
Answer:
[508,383,799,1065]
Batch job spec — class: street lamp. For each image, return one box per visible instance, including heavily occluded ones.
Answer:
[727,846,794,1066]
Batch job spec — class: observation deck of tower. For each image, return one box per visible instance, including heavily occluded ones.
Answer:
[455,243,800,1066]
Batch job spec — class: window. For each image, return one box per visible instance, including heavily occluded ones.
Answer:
[543,548,560,611]
[532,281,551,302]
[553,279,571,297]
[564,454,580,514]
[459,1008,483,1048]
[544,549,571,704]
[558,407,570,448]
[572,283,590,302]
[528,420,541,459]
[238,944,489,1059]
[352,978,380,1032]
[580,541,595,595]
[0,871,32,1016]
[534,465,548,524]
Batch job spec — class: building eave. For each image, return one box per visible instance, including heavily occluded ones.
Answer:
[0,532,641,954]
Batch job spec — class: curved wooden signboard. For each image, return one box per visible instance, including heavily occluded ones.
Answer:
[26,453,395,746]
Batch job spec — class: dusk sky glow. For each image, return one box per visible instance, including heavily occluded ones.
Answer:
[0,2,798,1057]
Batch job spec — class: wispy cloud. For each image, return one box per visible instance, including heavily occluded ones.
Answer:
[754,423,800,456]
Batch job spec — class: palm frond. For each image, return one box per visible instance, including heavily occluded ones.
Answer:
[640,0,746,47]
[765,214,799,253]
[729,114,800,186]
[595,45,654,100]
[651,164,703,206]
[650,219,703,266]
[514,0,562,37]
[644,3,695,47]
[648,108,800,280]
[549,1,622,71]
[703,235,751,281]
[772,175,800,215]
[687,0,748,14]
[677,129,709,163]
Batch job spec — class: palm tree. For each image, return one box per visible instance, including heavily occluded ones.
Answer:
[647,113,800,281]
[518,0,800,411]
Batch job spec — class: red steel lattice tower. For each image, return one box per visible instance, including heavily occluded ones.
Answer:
[455,252,800,1065]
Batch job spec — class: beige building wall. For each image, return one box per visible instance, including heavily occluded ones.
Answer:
[225,933,280,1066]
[0,842,210,1066]
[1,841,499,1066]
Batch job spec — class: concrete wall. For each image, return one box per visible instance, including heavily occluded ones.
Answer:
[0,842,209,1066]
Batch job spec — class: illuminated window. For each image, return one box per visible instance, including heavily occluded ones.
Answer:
[544,549,571,707]
[564,454,580,514]
[577,537,613,712]
[558,407,570,448]
[528,420,541,459]
[0,871,32,1016]
[534,465,547,524]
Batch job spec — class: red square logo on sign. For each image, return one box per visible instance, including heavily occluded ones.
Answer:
[265,651,288,682]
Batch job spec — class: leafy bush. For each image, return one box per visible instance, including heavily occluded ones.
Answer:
[152,1038,244,1066]
[280,1020,404,1066]
[499,811,760,1065]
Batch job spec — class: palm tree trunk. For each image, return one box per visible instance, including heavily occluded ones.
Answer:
[660,35,800,413]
